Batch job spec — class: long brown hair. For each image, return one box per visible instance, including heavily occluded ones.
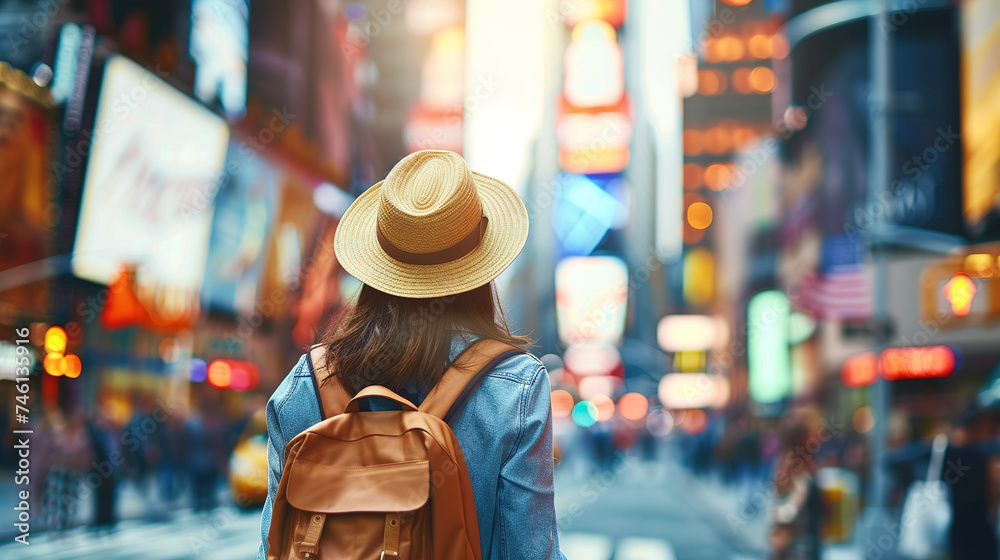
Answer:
[319,282,529,395]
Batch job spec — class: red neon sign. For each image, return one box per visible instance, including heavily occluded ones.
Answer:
[879,346,955,381]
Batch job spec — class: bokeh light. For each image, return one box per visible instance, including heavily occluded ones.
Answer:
[731,68,752,94]
[702,126,730,154]
[64,354,82,378]
[687,201,714,229]
[679,409,708,434]
[853,406,875,433]
[43,352,64,376]
[716,36,744,61]
[697,69,727,96]
[703,163,732,191]
[190,358,208,383]
[591,395,615,422]
[551,390,575,418]
[44,326,67,355]
[748,34,771,58]
[208,360,232,388]
[682,129,703,155]
[572,400,599,428]
[749,66,776,93]
[771,34,790,59]
[618,392,649,421]
[646,408,675,437]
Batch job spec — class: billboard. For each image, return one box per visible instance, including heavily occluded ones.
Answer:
[201,143,280,315]
[962,0,1000,238]
[72,56,229,297]
[0,63,55,313]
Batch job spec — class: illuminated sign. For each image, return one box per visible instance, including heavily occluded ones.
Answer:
[556,94,633,174]
[577,375,623,400]
[747,290,791,406]
[943,272,977,317]
[555,256,628,346]
[657,315,728,352]
[683,247,715,306]
[920,249,1000,328]
[563,344,622,377]
[564,21,623,108]
[657,373,730,409]
[72,56,229,296]
[880,346,955,381]
[841,352,877,388]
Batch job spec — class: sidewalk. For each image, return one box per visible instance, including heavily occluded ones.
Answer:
[0,472,236,541]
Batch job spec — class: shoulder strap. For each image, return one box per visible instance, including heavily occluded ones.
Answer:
[308,344,351,420]
[419,339,525,422]
[309,340,526,421]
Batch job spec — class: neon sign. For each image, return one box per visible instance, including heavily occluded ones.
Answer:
[879,346,955,381]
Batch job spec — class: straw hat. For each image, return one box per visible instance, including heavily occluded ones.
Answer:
[334,150,529,299]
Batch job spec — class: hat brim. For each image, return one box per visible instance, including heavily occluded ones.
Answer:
[334,171,529,299]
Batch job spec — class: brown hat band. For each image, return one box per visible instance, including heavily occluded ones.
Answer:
[376,215,489,265]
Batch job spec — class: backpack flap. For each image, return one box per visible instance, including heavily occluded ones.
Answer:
[285,459,430,513]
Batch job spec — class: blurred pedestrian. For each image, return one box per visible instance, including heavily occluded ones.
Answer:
[768,408,822,560]
[183,405,227,512]
[943,410,998,559]
[47,408,95,530]
[85,411,120,530]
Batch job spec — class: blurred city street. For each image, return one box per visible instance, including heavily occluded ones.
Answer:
[1,451,772,560]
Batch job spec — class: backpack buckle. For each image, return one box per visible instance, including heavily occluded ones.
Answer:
[380,552,398,559]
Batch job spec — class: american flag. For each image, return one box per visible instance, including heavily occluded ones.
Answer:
[790,264,874,321]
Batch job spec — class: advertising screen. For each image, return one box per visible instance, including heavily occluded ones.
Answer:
[201,143,280,315]
[72,56,230,295]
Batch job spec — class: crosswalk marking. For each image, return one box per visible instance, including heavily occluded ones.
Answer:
[560,533,614,560]
[560,533,678,560]
[616,537,676,560]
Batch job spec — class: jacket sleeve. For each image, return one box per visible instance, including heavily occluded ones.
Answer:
[495,364,567,560]
[257,385,288,560]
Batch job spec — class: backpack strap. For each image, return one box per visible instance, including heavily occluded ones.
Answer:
[419,339,525,422]
[309,340,525,421]
[308,344,351,420]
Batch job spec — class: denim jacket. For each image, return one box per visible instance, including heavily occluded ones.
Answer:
[258,334,566,560]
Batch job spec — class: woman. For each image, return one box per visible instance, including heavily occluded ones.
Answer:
[258,150,564,559]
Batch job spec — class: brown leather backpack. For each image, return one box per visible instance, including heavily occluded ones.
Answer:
[266,339,523,560]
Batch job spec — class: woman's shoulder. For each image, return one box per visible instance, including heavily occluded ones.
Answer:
[267,354,319,415]
[487,349,546,386]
